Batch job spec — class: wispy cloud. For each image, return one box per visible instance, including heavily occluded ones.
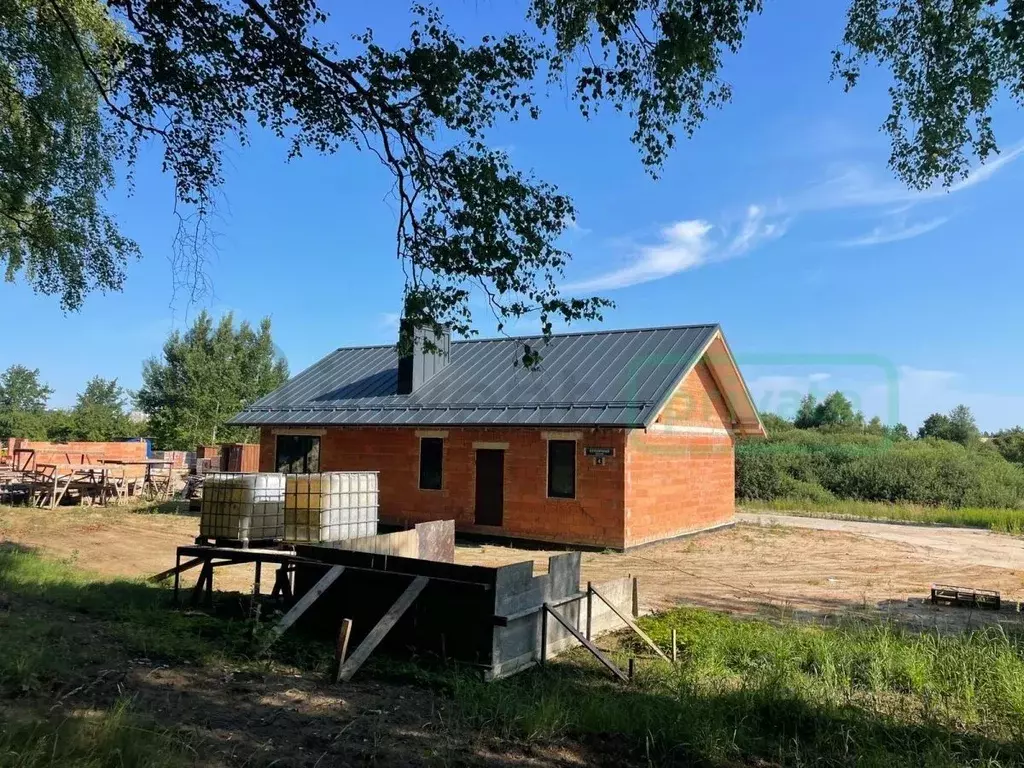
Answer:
[563,205,785,293]
[836,216,948,247]
[795,143,1024,213]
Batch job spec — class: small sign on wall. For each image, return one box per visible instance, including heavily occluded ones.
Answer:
[585,446,615,465]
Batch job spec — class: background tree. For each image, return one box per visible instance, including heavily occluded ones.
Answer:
[992,427,1024,466]
[0,364,53,439]
[918,405,979,446]
[814,392,864,430]
[794,394,818,429]
[5,1,1024,351]
[946,404,981,446]
[71,376,130,440]
[137,311,288,450]
[1,0,138,309]
[919,412,953,441]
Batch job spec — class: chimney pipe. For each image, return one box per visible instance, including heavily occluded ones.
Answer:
[397,320,451,395]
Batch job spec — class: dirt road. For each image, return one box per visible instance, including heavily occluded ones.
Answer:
[737,512,1024,571]
[3,504,1022,630]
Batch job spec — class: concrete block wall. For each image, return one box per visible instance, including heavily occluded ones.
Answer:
[490,552,636,679]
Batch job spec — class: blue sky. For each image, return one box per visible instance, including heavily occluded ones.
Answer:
[3,0,1023,432]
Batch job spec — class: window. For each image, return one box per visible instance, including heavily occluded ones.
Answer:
[275,435,320,473]
[419,437,444,490]
[547,440,576,499]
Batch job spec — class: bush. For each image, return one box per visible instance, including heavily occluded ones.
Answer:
[736,432,1024,509]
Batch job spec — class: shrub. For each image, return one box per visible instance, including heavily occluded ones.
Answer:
[736,432,1024,509]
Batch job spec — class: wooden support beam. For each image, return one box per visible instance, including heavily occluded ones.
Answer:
[191,561,212,607]
[151,557,203,584]
[543,603,628,683]
[334,618,353,683]
[337,576,428,682]
[264,566,345,648]
[590,583,669,663]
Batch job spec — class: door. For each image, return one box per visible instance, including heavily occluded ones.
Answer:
[474,449,504,526]
[275,435,321,473]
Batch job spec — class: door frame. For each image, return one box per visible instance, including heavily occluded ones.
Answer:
[473,447,506,527]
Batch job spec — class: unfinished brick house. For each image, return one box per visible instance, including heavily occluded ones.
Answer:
[230,324,765,550]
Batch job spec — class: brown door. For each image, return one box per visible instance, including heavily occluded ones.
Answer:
[474,449,504,526]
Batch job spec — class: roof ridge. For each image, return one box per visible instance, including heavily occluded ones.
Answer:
[331,322,720,351]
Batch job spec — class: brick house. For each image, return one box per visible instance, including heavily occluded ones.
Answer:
[229,324,765,550]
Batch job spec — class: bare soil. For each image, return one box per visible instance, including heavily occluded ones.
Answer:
[3,503,1022,631]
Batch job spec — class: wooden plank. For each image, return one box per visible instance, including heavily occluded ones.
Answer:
[544,603,628,682]
[151,557,203,583]
[264,565,345,647]
[591,583,669,662]
[334,618,353,683]
[337,576,429,682]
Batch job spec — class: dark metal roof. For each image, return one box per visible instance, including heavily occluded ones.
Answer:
[229,324,720,428]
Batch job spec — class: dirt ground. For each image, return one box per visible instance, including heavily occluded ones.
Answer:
[2,503,1023,631]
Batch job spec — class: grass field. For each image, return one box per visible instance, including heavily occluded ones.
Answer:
[3,543,1024,766]
[454,610,1024,766]
[743,497,1024,534]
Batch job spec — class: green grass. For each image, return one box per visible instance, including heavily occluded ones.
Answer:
[743,497,1024,533]
[5,541,1024,766]
[452,608,1024,766]
[0,544,335,768]
[1,699,197,768]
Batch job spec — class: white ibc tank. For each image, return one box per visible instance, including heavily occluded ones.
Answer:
[200,472,285,543]
[284,471,379,543]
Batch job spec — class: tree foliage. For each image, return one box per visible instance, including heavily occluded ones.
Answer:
[71,375,131,440]
[992,427,1024,466]
[1,0,138,309]
[0,364,53,439]
[918,404,979,446]
[5,0,1024,347]
[137,311,288,449]
[793,391,864,430]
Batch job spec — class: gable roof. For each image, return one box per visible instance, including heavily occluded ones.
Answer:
[229,323,764,432]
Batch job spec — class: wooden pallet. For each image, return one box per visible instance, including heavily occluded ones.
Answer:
[930,584,1001,610]
[193,535,283,550]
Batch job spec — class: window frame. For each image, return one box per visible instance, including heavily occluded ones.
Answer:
[546,439,577,500]
[418,436,444,491]
[274,433,321,474]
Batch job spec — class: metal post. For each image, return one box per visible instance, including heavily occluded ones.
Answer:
[586,581,593,641]
[253,560,262,597]
[671,629,677,663]
[632,577,639,618]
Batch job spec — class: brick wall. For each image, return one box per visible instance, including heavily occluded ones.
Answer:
[260,426,629,548]
[9,438,148,470]
[655,361,734,428]
[624,362,736,547]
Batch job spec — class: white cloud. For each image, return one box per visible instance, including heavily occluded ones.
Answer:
[795,143,1024,213]
[836,216,948,247]
[564,205,785,293]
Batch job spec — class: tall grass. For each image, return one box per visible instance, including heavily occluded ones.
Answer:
[743,498,1024,533]
[451,608,1024,766]
[1,699,195,768]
